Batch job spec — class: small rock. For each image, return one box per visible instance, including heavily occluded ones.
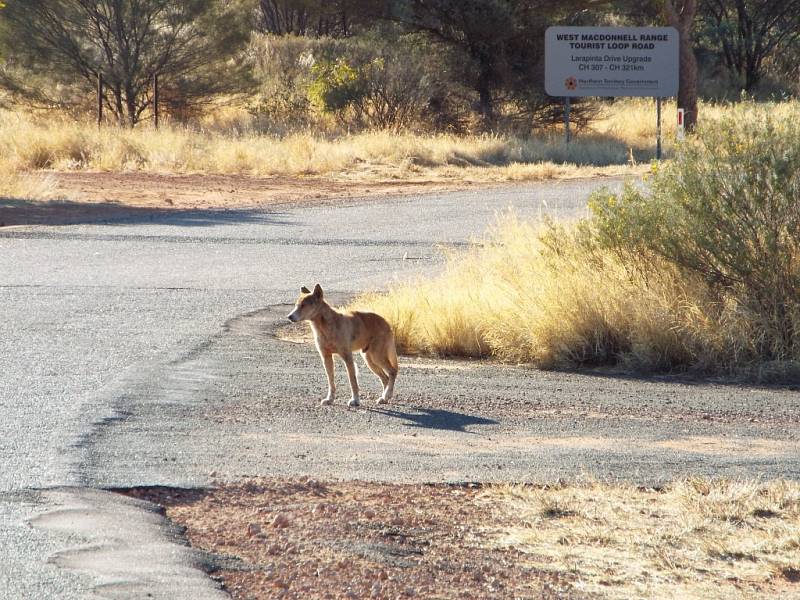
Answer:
[209,470,217,478]
[247,522,262,537]
[363,509,376,519]
[271,513,291,529]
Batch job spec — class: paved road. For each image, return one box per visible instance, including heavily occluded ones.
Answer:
[1,178,798,598]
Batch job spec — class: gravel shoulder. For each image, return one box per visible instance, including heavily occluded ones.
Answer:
[83,303,800,489]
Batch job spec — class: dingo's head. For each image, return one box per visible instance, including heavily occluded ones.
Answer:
[287,284,324,322]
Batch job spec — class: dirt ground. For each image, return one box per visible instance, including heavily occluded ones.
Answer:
[126,479,579,600]
[0,171,472,227]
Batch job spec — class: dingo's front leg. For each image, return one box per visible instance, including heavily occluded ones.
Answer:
[320,352,335,405]
[342,352,360,407]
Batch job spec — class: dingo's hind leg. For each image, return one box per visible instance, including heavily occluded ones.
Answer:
[363,351,390,402]
[367,346,397,404]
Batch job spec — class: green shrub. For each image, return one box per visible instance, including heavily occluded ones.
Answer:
[308,58,368,117]
[590,103,800,363]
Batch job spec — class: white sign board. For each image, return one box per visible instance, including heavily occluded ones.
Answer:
[545,27,679,97]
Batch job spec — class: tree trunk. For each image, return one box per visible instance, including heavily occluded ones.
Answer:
[125,83,138,127]
[664,0,698,131]
[477,72,494,128]
[473,48,495,130]
[112,84,125,125]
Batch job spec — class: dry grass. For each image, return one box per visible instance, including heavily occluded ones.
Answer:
[0,167,59,201]
[482,478,800,599]
[2,99,787,186]
[351,217,731,371]
[353,213,800,376]
[0,110,636,181]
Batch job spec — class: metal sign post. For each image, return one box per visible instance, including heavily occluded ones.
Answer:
[564,97,571,144]
[656,97,662,160]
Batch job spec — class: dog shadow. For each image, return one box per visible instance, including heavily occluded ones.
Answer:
[370,407,498,433]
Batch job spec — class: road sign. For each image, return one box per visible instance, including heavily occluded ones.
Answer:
[545,27,679,98]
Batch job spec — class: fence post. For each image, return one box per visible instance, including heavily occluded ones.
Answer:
[97,73,103,127]
[153,74,159,130]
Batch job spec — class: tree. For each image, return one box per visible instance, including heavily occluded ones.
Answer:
[390,1,603,130]
[256,0,388,37]
[663,0,699,131]
[0,0,252,126]
[699,0,800,92]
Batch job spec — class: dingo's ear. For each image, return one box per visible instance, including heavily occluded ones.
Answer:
[301,286,311,294]
[313,283,323,298]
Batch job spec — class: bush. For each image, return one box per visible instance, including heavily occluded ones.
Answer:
[307,33,438,131]
[355,103,800,379]
[247,31,470,133]
[590,103,800,364]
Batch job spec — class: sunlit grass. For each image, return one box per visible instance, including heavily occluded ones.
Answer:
[351,215,799,376]
[482,478,800,599]
[4,99,794,184]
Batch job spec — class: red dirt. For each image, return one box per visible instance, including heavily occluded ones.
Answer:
[126,478,580,600]
[0,171,470,227]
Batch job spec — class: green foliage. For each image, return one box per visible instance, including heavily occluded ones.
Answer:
[590,104,800,361]
[308,59,368,115]
[0,0,252,125]
[287,29,440,131]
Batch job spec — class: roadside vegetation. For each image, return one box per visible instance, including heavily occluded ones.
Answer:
[0,100,658,180]
[484,477,800,599]
[3,2,800,197]
[353,103,800,380]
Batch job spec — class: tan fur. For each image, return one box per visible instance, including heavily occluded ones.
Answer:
[287,284,398,407]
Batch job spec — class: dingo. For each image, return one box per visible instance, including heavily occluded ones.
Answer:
[287,284,399,407]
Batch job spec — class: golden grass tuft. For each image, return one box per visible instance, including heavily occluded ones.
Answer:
[0,166,59,201]
[351,216,799,375]
[4,99,797,185]
[354,218,694,368]
[482,478,800,599]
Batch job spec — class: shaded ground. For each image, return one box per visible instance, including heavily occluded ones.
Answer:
[125,479,579,600]
[0,172,474,227]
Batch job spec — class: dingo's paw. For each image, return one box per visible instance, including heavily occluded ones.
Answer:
[348,397,360,408]
[320,397,333,406]
[377,396,388,405]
